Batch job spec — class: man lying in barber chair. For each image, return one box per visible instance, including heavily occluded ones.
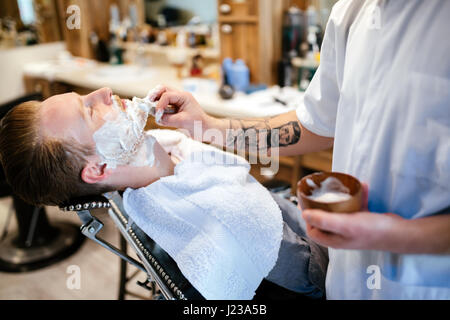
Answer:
[0,87,328,300]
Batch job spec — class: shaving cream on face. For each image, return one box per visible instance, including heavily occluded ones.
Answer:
[129,96,161,119]
[93,95,157,169]
[307,177,352,203]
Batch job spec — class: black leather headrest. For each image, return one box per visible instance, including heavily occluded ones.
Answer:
[59,195,111,212]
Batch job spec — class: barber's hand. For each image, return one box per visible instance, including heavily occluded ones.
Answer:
[302,209,404,251]
[300,183,405,251]
[150,86,215,135]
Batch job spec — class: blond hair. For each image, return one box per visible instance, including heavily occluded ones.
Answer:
[0,101,114,206]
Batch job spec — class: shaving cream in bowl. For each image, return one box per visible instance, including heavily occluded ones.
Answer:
[297,172,363,213]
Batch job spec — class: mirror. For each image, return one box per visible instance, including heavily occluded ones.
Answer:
[0,0,63,47]
[144,0,217,27]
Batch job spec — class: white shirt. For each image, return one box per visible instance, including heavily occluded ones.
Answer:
[296,0,450,299]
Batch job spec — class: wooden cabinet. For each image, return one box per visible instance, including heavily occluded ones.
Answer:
[218,0,308,86]
[23,75,71,99]
[218,0,273,85]
[56,0,144,59]
[34,0,64,43]
[218,0,333,192]
[249,151,332,195]
[0,0,21,24]
[56,0,93,58]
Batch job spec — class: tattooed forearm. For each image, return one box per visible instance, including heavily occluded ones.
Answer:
[226,118,301,154]
[275,121,302,146]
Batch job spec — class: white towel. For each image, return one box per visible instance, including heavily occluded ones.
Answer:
[123,130,283,300]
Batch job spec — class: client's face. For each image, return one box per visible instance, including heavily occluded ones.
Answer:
[40,87,117,147]
[40,88,174,189]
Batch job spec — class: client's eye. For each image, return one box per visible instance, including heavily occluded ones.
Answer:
[83,101,93,118]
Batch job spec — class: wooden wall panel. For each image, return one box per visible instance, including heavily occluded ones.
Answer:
[34,0,63,43]
[218,0,307,85]
[0,0,21,21]
[57,0,91,58]
[218,0,261,83]
[219,21,260,83]
[57,0,144,59]
[284,0,308,10]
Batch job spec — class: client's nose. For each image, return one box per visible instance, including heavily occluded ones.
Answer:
[98,87,113,105]
[86,87,113,107]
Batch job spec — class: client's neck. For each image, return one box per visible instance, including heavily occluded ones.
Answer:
[114,142,175,190]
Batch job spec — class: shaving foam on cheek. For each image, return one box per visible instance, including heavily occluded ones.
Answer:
[93,95,156,169]
[129,134,157,167]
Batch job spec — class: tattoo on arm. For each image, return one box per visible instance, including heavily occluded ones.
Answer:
[226,118,301,153]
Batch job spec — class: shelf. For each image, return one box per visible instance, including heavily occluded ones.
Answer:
[292,57,320,68]
[118,42,220,60]
[218,16,259,24]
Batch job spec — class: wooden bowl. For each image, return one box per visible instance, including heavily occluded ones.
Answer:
[297,172,363,213]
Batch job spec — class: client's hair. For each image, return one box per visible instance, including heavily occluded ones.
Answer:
[0,101,114,206]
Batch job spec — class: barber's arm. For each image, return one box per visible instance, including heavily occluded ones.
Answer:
[153,5,339,158]
[153,87,334,157]
[302,185,450,255]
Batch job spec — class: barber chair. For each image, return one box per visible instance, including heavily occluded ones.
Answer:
[60,192,204,300]
[59,180,308,300]
[0,94,85,272]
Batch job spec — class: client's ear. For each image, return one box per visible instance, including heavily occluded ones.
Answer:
[81,162,109,184]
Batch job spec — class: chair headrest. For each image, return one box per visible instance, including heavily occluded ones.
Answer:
[59,195,111,212]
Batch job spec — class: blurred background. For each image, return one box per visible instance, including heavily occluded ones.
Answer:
[0,0,337,299]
